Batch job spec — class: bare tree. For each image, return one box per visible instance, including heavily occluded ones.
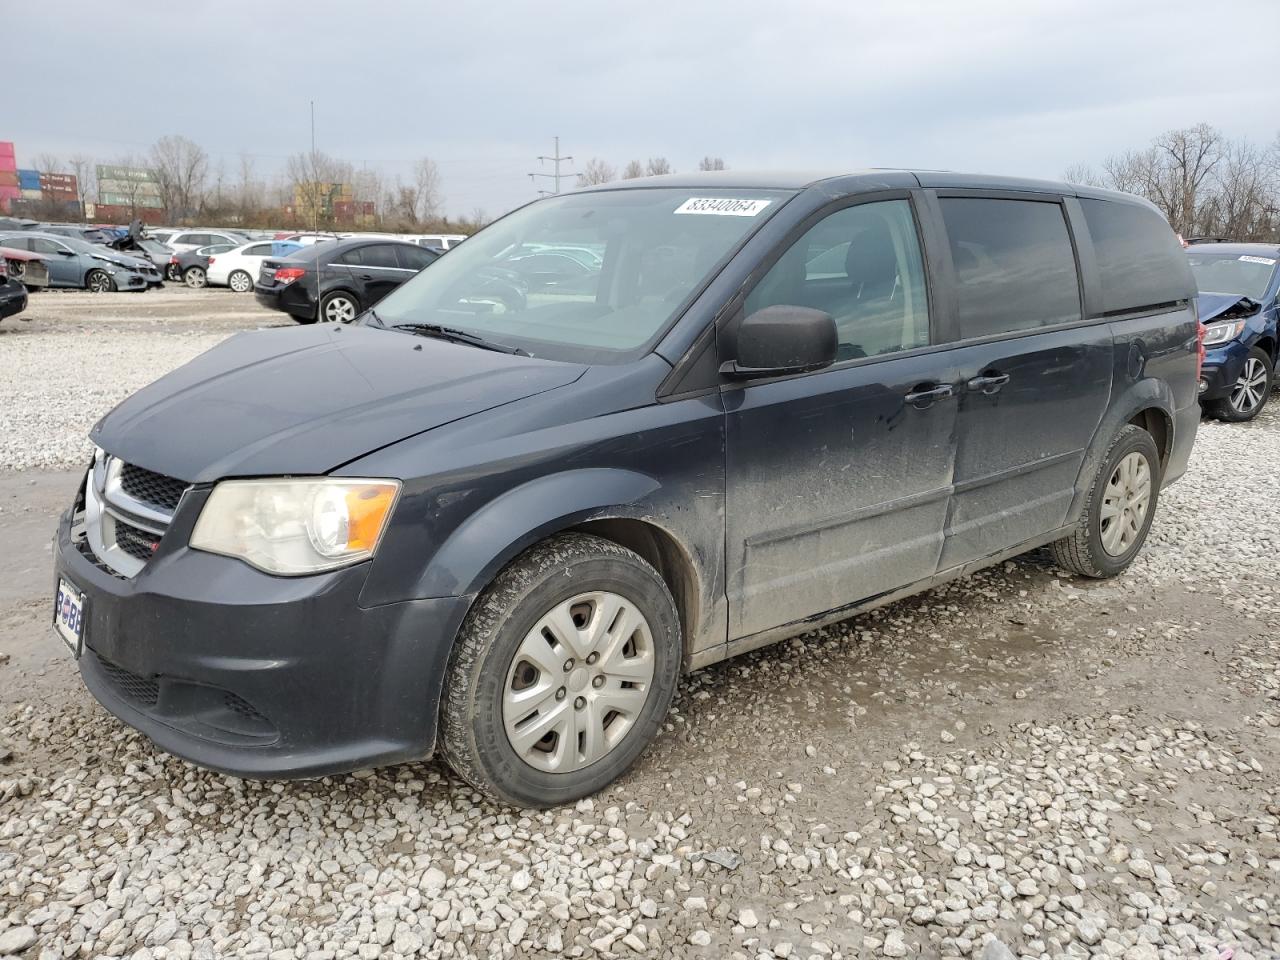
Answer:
[644,157,673,177]
[1201,138,1271,240]
[67,153,94,215]
[1146,123,1222,235]
[622,160,645,180]
[413,157,442,221]
[576,158,616,186]
[150,135,209,220]
[33,153,64,174]
[287,150,346,229]
[1061,162,1103,187]
[698,156,726,172]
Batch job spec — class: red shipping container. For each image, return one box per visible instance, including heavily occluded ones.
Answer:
[0,141,15,158]
[0,158,16,173]
[0,171,18,187]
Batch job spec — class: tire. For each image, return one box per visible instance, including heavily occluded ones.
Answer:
[440,533,681,808]
[1209,347,1273,423]
[183,266,207,289]
[85,269,115,293]
[319,291,358,323]
[228,270,254,294]
[1050,424,1162,579]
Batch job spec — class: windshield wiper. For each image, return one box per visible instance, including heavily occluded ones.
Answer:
[362,308,387,328]
[393,322,529,356]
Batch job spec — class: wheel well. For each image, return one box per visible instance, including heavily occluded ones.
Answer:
[1255,336,1276,363]
[1128,408,1170,469]
[571,518,699,659]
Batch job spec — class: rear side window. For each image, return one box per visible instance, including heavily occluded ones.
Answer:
[940,198,1081,339]
[361,245,401,269]
[1080,198,1194,314]
[245,244,273,257]
[396,245,437,270]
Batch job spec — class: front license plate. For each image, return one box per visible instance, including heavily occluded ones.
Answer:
[54,578,86,658]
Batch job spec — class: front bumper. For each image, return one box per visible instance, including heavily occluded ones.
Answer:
[0,284,26,319]
[1199,342,1248,401]
[55,489,471,779]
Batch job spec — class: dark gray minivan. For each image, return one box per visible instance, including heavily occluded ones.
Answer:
[54,171,1201,806]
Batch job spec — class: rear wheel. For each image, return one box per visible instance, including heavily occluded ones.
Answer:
[440,533,681,808]
[1210,347,1272,422]
[228,270,253,293]
[183,266,207,289]
[1051,424,1161,579]
[319,291,358,323]
[85,269,115,293]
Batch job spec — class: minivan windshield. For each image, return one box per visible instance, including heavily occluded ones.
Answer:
[369,188,791,362]
[1187,252,1276,301]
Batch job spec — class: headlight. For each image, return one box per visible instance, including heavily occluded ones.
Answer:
[1202,319,1245,346]
[190,478,400,575]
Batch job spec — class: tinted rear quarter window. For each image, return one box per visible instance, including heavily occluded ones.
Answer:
[361,245,402,269]
[940,197,1081,339]
[1079,198,1194,313]
[396,245,437,270]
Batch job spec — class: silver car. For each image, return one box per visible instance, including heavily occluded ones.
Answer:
[0,232,157,292]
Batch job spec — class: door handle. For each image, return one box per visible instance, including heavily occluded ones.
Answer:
[357,273,375,281]
[966,372,1011,395]
[904,383,955,409]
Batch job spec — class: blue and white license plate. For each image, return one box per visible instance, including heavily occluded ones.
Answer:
[54,578,85,657]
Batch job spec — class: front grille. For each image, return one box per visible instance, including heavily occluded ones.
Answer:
[119,463,187,511]
[98,656,160,707]
[115,520,159,562]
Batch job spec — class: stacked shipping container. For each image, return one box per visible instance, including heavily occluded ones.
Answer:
[0,142,18,212]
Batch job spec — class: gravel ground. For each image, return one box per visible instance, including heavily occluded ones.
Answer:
[0,292,1278,960]
[0,288,281,472]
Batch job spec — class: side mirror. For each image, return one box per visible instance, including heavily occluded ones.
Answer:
[721,305,837,378]
[58,249,76,256]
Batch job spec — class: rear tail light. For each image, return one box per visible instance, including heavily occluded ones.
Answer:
[0,260,7,279]
[169,255,178,265]
[275,267,306,285]
[207,257,216,266]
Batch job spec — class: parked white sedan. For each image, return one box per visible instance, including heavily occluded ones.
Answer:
[207,241,302,292]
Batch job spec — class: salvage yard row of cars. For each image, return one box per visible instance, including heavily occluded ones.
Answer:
[44,169,1280,808]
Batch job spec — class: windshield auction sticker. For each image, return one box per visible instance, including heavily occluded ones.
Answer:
[674,198,772,217]
[1238,255,1277,266]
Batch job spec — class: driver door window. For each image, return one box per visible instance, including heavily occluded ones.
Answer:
[745,199,930,361]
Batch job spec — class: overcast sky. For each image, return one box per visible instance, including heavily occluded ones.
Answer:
[8,0,1279,218]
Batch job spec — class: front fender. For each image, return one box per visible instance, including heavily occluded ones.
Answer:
[1067,377,1175,523]
[411,468,661,600]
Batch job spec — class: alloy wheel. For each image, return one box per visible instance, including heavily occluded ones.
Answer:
[229,271,252,293]
[502,591,656,774]
[1230,358,1268,415]
[322,296,357,323]
[1099,451,1151,557]
[185,267,206,289]
[87,272,111,293]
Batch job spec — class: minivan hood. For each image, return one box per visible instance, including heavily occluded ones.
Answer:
[1197,292,1260,324]
[92,325,586,481]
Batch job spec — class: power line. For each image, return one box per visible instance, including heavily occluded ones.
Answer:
[528,136,575,196]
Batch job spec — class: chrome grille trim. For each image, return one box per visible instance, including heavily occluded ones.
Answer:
[83,455,189,579]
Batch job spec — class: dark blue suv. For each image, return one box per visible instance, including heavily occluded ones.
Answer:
[53,171,1200,806]
[1187,242,1279,421]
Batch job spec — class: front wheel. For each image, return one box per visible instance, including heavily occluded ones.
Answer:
[85,269,115,293]
[228,270,253,293]
[319,291,358,323]
[1051,424,1161,579]
[440,533,681,808]
[1210,347,1273,423]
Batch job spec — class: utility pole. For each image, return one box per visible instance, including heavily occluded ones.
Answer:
[529,136,575,196]
[310,100,319,234]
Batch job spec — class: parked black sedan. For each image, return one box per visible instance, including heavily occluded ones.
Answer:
[171,243,239,289]
[255,238,439,323]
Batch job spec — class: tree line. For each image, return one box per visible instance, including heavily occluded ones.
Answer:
[1066,123,1280,241]
[576,155,727,186]
[27,136,485,234]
